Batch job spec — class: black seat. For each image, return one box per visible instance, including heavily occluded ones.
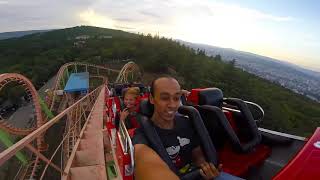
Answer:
[114,83,130,96]
[198,88,261,153]
[198,88,224,108]
[131,83,145,93]
[114,84,124,96]
[139,99,154,118]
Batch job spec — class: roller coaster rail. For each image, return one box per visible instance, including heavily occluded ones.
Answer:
[49,62,120,113]
[0,61,142,179]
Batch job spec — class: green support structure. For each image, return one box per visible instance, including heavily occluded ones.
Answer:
[106,161,118,179]
[60,69,69,89]
[61,76,65,88]
[66,67,70,79]
[39,96,54,119]
[0,129,28,165]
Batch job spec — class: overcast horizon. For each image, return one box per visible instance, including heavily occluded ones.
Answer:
[1,0,319,72]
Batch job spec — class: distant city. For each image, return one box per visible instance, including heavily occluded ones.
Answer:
[180,40,320,102]
[235,63,320,102]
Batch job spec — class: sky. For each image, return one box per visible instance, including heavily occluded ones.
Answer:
[0,0,319,72]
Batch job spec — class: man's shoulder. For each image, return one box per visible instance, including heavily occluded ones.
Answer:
[174,113,192,128]
[175,113,189,121]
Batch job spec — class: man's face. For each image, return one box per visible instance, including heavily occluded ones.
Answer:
[150,78,182,122]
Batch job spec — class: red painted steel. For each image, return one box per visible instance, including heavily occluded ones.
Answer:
[0,73,43,136]
[273,128,320,180]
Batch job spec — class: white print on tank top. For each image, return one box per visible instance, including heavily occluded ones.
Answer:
[166,136,190,159]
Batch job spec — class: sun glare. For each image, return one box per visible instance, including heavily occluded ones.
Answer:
[74,1,318,71]
[79,9,115,28]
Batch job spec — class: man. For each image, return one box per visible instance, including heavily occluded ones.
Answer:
[133,76,243,180]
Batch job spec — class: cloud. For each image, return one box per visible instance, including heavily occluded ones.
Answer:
[114,25,136,30]
[0,0,295,33]
[139,10,162,19]
[0,1,8,5]
[113,18,137,23]
[79,9,115,29]
[74,0,295,41]
[1,0,298,53]
[2,0,317,71]
[0,0,94,31]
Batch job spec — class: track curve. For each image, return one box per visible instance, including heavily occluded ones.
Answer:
[115,61,142,83]
[0,73,43,136]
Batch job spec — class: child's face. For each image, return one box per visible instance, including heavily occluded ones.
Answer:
[124,94,136,108]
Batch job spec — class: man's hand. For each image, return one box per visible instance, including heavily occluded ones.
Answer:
[120,108,130,121]
[181,89,190,97]
[199,162,222,180]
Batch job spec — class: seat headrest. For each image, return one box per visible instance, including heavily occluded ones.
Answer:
[198,88,223,107]
[121,88,128,97]
[114,84,126,96]
[139,99,154,117]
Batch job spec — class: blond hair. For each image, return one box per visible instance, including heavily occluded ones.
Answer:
[124,87,140,98]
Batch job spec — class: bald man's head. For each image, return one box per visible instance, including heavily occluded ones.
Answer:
[149,76,182,123]
[150,76,180,97]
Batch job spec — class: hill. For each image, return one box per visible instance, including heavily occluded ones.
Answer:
[0,30,53,40]
[0,26,319,136]
[179,41,320,102]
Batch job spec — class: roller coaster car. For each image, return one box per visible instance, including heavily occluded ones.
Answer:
[137,88,270,178]
[105,85,320,180]
[0,104,19,116]
[112,83,148,97]
[104,84,149,180]
[105,95,134,180]
[106,83,148,131]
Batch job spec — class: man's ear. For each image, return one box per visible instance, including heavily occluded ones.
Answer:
[149,95,155,105]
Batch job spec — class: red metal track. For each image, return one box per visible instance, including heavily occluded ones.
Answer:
[0,73,44,137]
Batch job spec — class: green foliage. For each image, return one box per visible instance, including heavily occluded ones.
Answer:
[0,26,319,136]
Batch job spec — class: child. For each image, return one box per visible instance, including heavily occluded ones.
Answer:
[120,87,141,129]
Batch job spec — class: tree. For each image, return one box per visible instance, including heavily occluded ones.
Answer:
[214,55,222,61]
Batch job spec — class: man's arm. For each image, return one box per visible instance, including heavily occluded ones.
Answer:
[134,144,179,180]
[192,146,221,180]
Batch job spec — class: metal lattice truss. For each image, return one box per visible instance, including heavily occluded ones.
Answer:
[115,61,142,84]
[49,62,120,112]
[0,85,102,179]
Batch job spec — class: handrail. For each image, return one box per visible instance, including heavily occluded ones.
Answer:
[258,128,306,141]
[61,87,104,179]
[222,98,265,122]
[118,120,134,175]
[244,100,265,122]
[39,96,96,180]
